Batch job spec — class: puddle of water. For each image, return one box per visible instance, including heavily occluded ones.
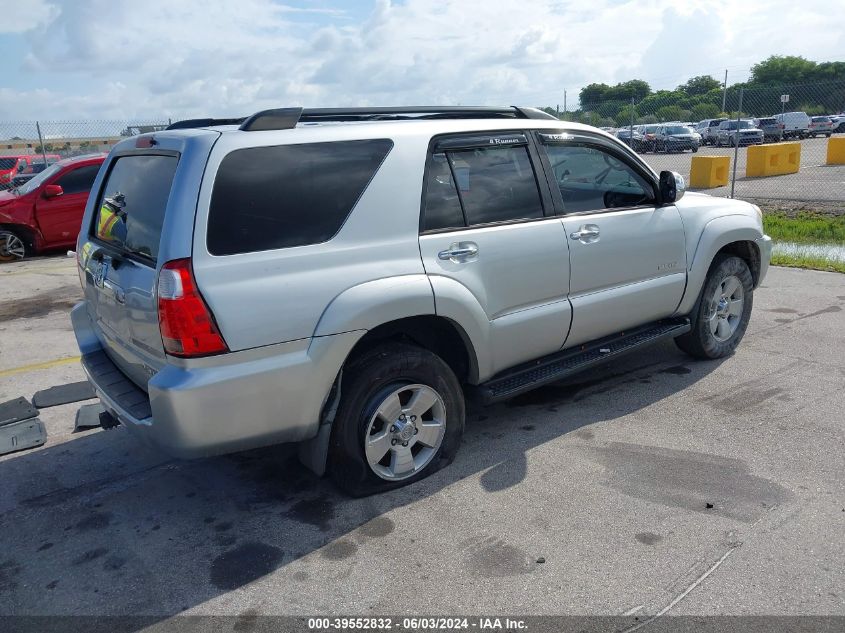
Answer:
[772,241,845,264]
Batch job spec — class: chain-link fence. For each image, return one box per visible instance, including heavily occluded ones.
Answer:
[0,120,169,191]
[2,90,844,207]
[564,79,845,207]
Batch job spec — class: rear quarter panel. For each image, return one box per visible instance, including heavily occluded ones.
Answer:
[191,127,433,351]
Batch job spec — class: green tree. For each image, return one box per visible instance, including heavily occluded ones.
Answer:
[608,79,651,102]
[579,83,611,105]
[679,75,722,97]
[655,105,686,122]
[749,56,818,84]
[690,102,721,121]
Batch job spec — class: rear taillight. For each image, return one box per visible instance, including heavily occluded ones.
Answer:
[157,258,228,357]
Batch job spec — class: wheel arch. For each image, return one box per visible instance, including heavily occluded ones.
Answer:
[677,216,764,315]
[299,314,477,478]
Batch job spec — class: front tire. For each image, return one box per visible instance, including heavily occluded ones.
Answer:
[328,343,465,496]
[0,229,29,262]
[675,255,754,360]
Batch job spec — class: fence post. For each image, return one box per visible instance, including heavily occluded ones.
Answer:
[730,88,743,199]
[35,121,49,166]
[629,97,634,149]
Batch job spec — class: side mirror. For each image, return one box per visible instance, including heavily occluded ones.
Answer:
[44,184,64,198]
[659,170,685,204]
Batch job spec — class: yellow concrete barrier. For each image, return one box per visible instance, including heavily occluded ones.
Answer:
[827,137,845,165]
[746,142,800,177]
[689,155,730,188]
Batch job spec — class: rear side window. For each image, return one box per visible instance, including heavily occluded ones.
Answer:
[56,164,100,194]
[422,144,543,230]
[208,139,393,256]
[92,155,178,263]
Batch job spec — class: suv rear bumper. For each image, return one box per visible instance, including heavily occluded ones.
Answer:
[72,303,361,458]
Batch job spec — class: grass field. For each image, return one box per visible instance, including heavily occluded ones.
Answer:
[762,212,845,244]
[762,211,845,273]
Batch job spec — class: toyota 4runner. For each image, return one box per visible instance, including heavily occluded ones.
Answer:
[72,106,772,496]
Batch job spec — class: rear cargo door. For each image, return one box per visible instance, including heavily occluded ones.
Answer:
[79,132,216,389]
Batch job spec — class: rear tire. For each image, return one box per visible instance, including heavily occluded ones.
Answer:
[328,342,465,497]
[0,229,29,262]
[675,255,754,360]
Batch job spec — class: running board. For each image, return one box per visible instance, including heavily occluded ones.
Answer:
[477,318,691,404]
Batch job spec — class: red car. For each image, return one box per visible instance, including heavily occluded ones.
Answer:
[0,154,62,191]
[0,154,105,261]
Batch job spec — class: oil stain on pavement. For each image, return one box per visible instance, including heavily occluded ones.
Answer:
[583,442,792,523]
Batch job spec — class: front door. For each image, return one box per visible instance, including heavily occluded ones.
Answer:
[535,132,687,348]
[417,133,571,379]
[35,163,100,246]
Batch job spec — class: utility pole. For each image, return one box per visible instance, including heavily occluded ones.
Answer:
[730,88,743,199]
[563,90,567,119]
[721,69,728,113]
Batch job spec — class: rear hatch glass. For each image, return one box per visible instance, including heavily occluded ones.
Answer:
[84,153,178,388]
[93,155,177,262]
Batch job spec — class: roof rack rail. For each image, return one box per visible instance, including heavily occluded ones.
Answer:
[168,106,558,132]
[166,117,246,130]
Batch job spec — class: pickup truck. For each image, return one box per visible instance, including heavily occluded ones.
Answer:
[0,154,104,261]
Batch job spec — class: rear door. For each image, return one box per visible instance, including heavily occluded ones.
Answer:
[35,163,100,244]
[418,132,572,375]
[535,131,686,348]
[81,149,181,388]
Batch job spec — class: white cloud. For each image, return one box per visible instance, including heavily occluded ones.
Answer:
[0,0,843,119]
[0,0,58,34]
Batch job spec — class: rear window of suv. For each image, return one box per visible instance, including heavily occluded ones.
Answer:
[208,139,393,256]
[92,154,178,263]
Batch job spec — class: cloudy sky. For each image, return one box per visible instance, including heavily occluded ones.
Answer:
[1,0,843,121]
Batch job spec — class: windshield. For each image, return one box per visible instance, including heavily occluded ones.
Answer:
[0,158,17,170]
[14,162,63,195]
[665,126,692,135]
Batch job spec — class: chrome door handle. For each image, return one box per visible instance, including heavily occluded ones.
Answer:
[569,224,600,241]
[438,242,478,262]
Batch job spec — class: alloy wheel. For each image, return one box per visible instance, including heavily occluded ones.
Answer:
[364,383,447,481]
[706,274,744,342]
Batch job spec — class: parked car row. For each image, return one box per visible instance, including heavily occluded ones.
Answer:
[615,123,701,153]
[695,112,844,145]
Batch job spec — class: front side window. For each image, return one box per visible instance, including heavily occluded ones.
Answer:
[56,164,101,194]
[208,139,392,255]
[542,143,654,213]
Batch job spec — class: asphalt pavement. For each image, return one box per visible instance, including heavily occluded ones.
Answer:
[0,257,843,622]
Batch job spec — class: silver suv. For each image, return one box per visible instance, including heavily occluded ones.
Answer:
[73,106,772,496]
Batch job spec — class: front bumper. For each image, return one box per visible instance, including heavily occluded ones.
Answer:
[756,235,772,287]
[664,140,698,151]
[71,304,362,458]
